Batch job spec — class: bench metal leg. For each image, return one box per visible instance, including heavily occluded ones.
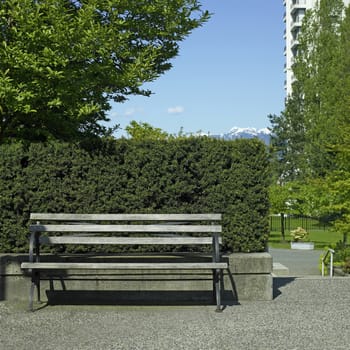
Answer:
[49,278,54,291]
[36,272,41,303]
[29,271,40,311]
[29,280,35,312]
[214,269,223,312]
[212,232,223,312]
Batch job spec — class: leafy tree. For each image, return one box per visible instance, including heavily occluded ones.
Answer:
[292,0,344,177]
[269,83,306,182]
[269,183,293,241]
[0,0,209,143]
[322,7,350,243]
[125,120,169,140]
[270,0,345,181]
[332,5,350,165]
[269,1,350,242]
[269,83,307,241]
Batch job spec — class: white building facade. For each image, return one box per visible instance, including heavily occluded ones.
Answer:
[283,0,350,96]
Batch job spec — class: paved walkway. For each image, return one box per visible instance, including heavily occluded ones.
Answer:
[1,249,348,349]
[1,277,350,350]
[269,248,323,276]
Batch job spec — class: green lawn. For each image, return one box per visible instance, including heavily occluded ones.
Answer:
[268,215,343,250]
[268,229,343,250]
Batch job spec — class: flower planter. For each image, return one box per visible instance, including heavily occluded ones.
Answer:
[290,242,314,250]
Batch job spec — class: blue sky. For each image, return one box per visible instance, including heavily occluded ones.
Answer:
[107,0,285,137]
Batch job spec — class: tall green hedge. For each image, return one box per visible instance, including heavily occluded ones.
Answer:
[0,138,270,253]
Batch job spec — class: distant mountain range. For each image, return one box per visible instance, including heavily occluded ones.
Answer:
[211,127,271,144]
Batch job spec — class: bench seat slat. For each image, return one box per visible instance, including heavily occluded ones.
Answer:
[21,262,228,270]
[30,224,222,233]
[30,213,222,221]
[40,236,222,245]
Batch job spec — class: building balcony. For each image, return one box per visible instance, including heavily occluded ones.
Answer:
[291,7,306,17]
[291,4,307,15]
[291,20,303,32]
[291,38,299,49]
[290,0,306,9]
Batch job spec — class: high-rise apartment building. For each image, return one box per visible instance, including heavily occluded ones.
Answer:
[283,0,350,96]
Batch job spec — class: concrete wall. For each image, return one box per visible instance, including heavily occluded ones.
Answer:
[0,253,272,306]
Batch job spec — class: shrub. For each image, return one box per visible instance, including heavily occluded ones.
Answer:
[319,241,350,274]
[0,138,270,253]
[290,227,309,242]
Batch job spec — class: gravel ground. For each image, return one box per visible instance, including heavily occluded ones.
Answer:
[1,277,349,350]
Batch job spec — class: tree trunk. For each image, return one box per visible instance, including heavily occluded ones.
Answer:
[280,213,286,242]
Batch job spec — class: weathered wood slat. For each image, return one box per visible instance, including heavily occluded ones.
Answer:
[40,236,222,245]
[30,213,222,221]
[21,262,228,270]
[30,224,222,233]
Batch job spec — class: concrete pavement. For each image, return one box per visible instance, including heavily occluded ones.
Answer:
[1,277,349,350]
[269,248,323,276]
[1,248,348,349]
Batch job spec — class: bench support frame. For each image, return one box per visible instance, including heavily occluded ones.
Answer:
[21,213,227,312]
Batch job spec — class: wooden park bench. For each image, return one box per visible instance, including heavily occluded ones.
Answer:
[21,213,228,311]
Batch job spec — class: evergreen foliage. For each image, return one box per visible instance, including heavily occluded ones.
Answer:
[0,138,270,253]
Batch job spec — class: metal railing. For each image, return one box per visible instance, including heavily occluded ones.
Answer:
[269,215,331,233]
[322,248,335,277]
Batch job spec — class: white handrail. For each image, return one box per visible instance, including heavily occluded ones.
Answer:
[322,248,335,277]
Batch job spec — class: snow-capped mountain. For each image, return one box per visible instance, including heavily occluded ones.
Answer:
[212,127,271,144]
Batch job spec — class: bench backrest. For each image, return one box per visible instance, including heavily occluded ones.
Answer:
[30,213,221,222]
[29,213,222,246]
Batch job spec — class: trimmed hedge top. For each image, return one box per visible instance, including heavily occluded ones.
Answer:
[0,138,270,253]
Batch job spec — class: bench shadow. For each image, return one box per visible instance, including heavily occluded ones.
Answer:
[273,277,296,299]
[21,254,237,310]
[45,290,235,307]
[31,254,238,309]
[40,267,238,309]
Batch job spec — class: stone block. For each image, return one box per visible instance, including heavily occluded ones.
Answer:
[226,252,272,274]
[1,253,273,304]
